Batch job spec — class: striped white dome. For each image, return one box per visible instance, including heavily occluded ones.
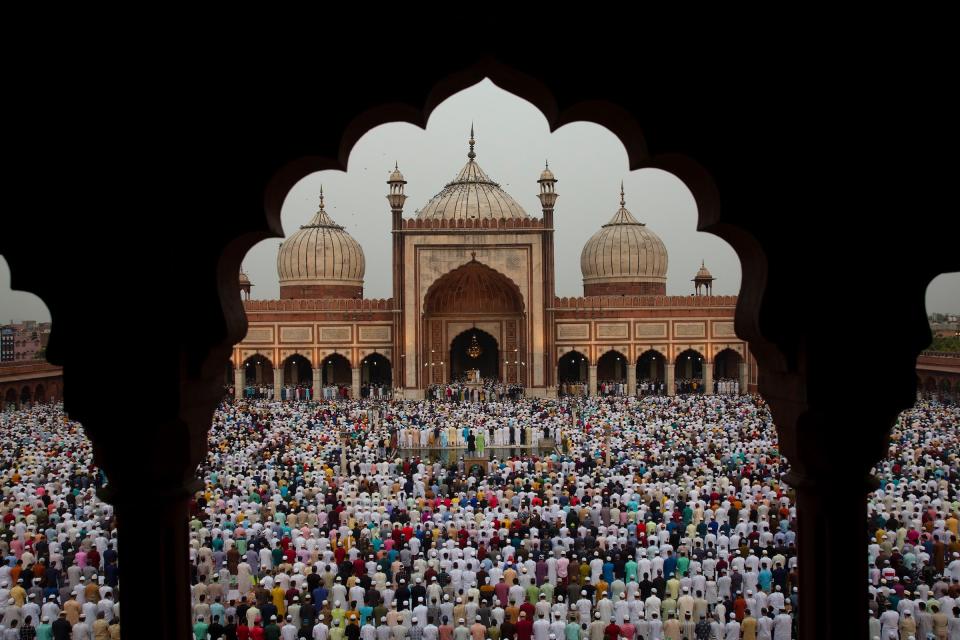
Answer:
[415,129,528,221]
[581,185,668,286]
[277,190,365,287]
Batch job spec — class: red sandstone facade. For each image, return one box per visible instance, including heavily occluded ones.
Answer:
[0,361,63,409]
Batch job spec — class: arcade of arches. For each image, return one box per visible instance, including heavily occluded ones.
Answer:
[0,362,62,411]
[916,352,960,402]
[231,350,387,399]
[556,344,749,396]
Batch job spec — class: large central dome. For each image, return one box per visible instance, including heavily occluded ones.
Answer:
[416,128,529,221]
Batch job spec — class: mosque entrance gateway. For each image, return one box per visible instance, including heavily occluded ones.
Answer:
[421,257,525,385]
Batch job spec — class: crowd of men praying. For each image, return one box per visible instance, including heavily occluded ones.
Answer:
[0,389,957,639]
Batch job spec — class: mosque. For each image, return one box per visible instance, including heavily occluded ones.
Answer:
[233,131,756,399]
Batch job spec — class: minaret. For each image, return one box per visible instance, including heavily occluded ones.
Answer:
[238,268,253,301]
[537,161,558,224]
[387,163,407,388]
[538,161,558,390]
[692,260,716,296]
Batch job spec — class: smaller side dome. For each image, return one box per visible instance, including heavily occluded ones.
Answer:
[277,187,366,299]
[538,160,556,183]
[694,261,714,280]
[388,162,406,184]
[580,183,668,296]
[692,260,716,296]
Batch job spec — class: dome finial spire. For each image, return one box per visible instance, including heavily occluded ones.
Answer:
[468,123,476,160]
[620,181,625,208]
[319,185,325,211]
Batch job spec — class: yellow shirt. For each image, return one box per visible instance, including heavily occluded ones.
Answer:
[273,585,287,616]
[946,516,958,536]
[93,619,110,640]
[10,585,26,607]
[595,579,609,600]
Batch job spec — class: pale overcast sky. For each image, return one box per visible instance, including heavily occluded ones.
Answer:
[1,80,958,322]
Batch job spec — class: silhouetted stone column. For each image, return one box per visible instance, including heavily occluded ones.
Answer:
[704,362,713,395]
[313,367,321,401]
[351,367,360,399]
[273,368,282,401]
[665,364,675,396]
[784,466,876,640]
[107,479,199,640]
[739,362,748,394]
[627,364,636,397]
[588,364,597,396]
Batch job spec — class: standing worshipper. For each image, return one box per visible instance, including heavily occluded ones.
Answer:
[51,612,70,640]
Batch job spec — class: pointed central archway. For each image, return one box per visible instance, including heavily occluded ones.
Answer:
[421,259,525,386]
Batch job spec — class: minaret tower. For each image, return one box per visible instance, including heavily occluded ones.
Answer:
[538,161,558,390]
[387,163,407,389]
[693,261,716,296]
[238,268,253,301]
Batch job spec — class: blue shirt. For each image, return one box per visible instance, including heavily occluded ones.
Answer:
[663,556,677,579]
[757,569,772,592]
[602,562,615,583]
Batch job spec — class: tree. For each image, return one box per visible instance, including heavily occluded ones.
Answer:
[929,336,960,352]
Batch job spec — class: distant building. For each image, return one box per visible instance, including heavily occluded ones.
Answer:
[930,322,960,339]
[0,327,13,362]
[2,321,51,362]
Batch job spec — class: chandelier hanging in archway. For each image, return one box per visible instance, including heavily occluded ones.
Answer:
[467,334,483,359]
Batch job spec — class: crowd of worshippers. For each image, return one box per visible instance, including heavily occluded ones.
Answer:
[239,384,275,400]
[185,392,960,639]
[598,381,628,397]
[361,384,392,400]
[0,405,120,639]
[392,420,554,452]
[428,379,524,404]
[2,391,959,639]
[559,379,739,398]
[636,381,666,397]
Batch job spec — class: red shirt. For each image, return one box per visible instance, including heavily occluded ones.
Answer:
[515,619,533,640]
[520,603,535,620]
